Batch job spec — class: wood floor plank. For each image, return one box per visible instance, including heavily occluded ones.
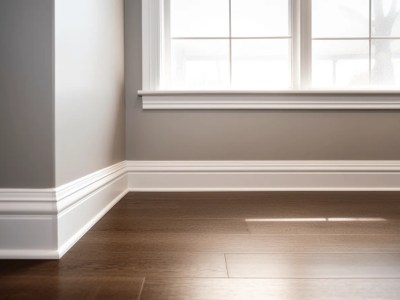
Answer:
[225,253,400,278]
[108,193,400,219]
[0,252,227,278]
[122,191,400,203]
[0,276,144,300]
[71,232,400,254]
[2,191,400,299]
[92,215,400,235]
[140,278,400,300]
[106,207,400,220]
[92,217,249,234]
[246,219,400,235]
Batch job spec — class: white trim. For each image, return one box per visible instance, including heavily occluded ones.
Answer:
[2,160,400,259]
[140,92,400,110]
[0,189,55,202]
[57,185,129,258]
[0,161,129,259]
[127,160,400,172]
[0,162,127,215]
[139,90,400,95]
[127,161,400,191]
[142,0,163,90]
[299,0,312,89]
[291,0,301,89]
[55,161,126,213]
[0,190,56,215]
[0,250,60,260]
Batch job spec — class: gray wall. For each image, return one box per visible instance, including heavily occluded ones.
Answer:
[55,0,125,185]
[0,0,55,188]
[125,0,400,161]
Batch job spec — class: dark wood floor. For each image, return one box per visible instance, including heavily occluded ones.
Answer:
[1,192,400,299]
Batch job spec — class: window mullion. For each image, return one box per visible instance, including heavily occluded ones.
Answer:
[299,0,312,89]
[162,0,171,89]
[291,0,301,89]
[142,0,163,90]
[229,0,233,88]
[369,0,372,85]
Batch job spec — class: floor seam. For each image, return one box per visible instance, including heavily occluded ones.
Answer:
[137,277,146,300]
[224,253,230,278]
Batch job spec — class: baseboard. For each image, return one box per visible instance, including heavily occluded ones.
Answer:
[0,161,129,259]
[127,161,400,191]
[2,160,400,259]
[58,183,129,258]
[0,249,60,260]
[0,214,58,259]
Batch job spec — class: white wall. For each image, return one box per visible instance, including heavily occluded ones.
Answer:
[1,0,126,258]
[55,0,125,186]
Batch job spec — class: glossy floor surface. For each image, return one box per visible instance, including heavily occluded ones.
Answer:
[1,192,400,299]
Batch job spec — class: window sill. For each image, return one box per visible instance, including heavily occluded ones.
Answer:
[138,90,400,110]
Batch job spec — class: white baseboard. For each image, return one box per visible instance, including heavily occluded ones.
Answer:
[57,188,128,258]
[127,161,400,191]
[0,215,58,259]
[0,161,129,259]
[57,176,129,258]
[0,249,60,260]
[1,160,400,259]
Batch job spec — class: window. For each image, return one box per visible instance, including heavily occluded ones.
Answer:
[167,0,291,90]
[312,0,400,89]
[142,0,400,91]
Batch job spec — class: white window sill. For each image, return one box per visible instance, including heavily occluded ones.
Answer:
[138,90,400,110]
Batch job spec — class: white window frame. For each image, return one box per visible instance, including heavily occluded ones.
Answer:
[140,0,400,110]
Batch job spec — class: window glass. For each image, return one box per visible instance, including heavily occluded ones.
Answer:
[372,0,400,37]
[232,39,291,89]
[170,40,230,89]
[312,40,370,89]
[231,0,290,37]
[171,0,229,37]
[169,0,292,89]
[312,0,369,38]
[372,39,400,87]
[163,0,400,90]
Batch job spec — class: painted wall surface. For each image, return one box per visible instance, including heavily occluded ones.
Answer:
[0,0,55,188]
[125,0,400,161]
[55,0,125,185]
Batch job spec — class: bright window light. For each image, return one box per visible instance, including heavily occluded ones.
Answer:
[144,0,400,91]
[170,0,229,38]
[312,0,400,89]
[231,0,290,37]
[312,0,370,38]
[165,0,292,90]
[245,218,327,222]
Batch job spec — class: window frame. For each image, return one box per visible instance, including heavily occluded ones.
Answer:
[140,0,400,110]
[163,0,296,90]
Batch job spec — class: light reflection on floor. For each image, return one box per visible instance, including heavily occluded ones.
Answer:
[245,217,387,222]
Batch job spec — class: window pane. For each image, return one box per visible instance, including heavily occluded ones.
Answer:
[170,40,230,90]
[313,0,369,38]
[372,0,400,37]
[231,0,290,37]
[312,41,370,88]
[170,0,229,37]
[372,39,400,88]
[232,39,291,89]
